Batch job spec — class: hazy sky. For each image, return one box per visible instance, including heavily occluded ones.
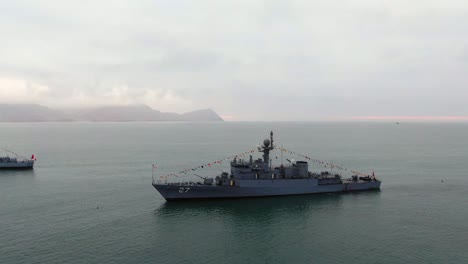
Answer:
[0,0,467,120]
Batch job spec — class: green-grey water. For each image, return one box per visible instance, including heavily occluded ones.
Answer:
[1,122,467,263]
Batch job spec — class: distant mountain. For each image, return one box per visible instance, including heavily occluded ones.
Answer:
[0,104,71,122]
[79,105,168,122]
[79,105,223,122]
[0,104,223,122]
[181,109,224,121]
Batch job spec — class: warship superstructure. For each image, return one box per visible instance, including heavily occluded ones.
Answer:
[152,132,380,201]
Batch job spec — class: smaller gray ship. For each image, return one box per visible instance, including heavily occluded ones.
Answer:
[0,148,35,169]
[152,132,380,201]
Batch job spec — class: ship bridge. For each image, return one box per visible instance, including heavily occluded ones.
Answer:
[222,131,312,184]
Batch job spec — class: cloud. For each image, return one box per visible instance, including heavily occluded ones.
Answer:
[0,78,50,103]
[1,0,468,120]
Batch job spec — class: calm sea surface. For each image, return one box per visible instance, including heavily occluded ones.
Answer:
[1,122,467,264]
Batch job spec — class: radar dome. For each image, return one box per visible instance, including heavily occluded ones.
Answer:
[263,139,271,147]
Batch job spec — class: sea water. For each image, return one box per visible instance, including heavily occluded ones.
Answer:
[1,122,467,263]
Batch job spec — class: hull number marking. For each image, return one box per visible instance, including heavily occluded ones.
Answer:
[178,187,190,193]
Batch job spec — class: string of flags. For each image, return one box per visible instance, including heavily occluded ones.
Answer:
[155,148,257,180]
[154,146,369,180]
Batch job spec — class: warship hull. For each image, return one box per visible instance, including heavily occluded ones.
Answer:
[153,179,381,201]
[0,162,34,170]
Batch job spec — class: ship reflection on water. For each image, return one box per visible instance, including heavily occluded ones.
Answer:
[0,169,35,178]
[154,190,381,220]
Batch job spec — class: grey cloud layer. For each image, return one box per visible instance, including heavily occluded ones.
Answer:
[1,0,467,120]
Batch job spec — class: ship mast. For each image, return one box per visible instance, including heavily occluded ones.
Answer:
[270,130,274,149]
[261,131,274,170]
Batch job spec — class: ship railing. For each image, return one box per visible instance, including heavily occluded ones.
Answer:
[155,180,203,186]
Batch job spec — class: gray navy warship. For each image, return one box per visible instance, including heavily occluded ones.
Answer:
[0,151,35,169]
[152,132,380,201]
